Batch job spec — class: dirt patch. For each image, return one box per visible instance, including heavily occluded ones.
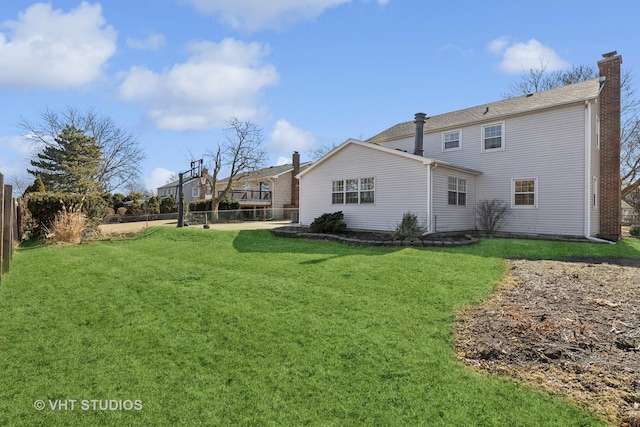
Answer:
[99,220,293,236]
[456,258,640,426]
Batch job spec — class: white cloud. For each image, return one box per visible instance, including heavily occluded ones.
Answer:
[0,2,117,89]
[127,32,165,51]
[487,36,509,54]
[488,37,569,74]
[118,38,279,130]
[145,167,176,193]
[269,120,317,153]
[182,0,351,31]
[275,156,290,166]
[0,135,32,179]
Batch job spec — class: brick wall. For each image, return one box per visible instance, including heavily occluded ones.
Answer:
[597,52,622,241]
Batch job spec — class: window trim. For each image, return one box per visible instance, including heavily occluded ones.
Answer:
[481,122,505,153]
[191,186,199,198]
[447,176,467,207]
[511,177,538,209]
[442,129,462,152]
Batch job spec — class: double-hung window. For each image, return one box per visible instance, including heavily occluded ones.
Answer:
[442,130,461,151]
[332,178,375,204]
[332,180,344,204]
[482,122,504,152]
[513,178,537,208]
[447,177,466,206]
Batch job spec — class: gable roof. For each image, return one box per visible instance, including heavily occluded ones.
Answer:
[367,78,602,143]
[218,161,312,185]
[297,139,482,179]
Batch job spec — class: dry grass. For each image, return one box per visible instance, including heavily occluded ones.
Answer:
[45,202,87,245]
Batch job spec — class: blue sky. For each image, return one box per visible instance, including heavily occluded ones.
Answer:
[1,0,638,194]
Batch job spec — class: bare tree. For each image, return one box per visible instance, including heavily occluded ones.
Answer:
[505,63,640,198]
[308,142,340,162]
[20,106,146,193]
[202,117,266,216]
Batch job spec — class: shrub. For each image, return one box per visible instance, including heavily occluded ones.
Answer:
[630,224,639,236]
[160,195,177,213]
[395,212,423,242]
[26,192,108,237]
[310,211,347,234]
[476,199,510,236]
[45,202,87,245]
[145,195,162,214]
[188,197,240,211]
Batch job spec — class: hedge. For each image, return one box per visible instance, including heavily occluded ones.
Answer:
[25,192,108,237]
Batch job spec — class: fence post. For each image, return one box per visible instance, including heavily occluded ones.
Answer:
[3,184,14,274]
[0,173,4,279]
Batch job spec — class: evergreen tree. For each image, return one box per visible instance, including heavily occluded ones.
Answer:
[28,125,102,194]
[22,175,46,196]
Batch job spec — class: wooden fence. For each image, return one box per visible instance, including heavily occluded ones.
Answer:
[0,173,19,283]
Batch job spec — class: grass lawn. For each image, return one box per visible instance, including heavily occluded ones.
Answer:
[1,228,638,426]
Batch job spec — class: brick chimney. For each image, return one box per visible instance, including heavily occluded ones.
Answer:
[597,51,622,241]
[414,112,426,156]
[290,151,300,207]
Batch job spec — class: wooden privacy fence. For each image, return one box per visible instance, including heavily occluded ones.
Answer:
[0,172,20,283]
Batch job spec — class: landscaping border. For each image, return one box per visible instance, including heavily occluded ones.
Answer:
[270,226,479,247]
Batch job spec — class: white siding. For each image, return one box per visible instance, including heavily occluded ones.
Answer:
[431,168,477,233]
[299,143,429,232]
[381,104,589,236]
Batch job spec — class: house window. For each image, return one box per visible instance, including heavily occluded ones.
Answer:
[482,122,504,152]
[513,178,537,208]
[443,130,461,151]
[332,180,344,204]
[332,178,375,204]
[192,186,199,198]
[345,179,359,204]
[360,177,375,203]
[447,177,466,206]
[592,176,598,209]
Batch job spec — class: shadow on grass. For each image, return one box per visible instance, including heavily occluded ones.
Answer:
[232,229,401,264]
[435,236,640,265]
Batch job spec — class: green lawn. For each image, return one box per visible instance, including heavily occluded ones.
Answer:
[1,228,638,426]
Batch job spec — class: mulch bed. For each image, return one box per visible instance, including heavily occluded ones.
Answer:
[455,258,640,426]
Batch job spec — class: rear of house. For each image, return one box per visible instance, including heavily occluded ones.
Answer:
[298,52,622,240]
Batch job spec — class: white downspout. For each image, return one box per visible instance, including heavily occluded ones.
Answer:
[426,164,432,232]
[584,101,592,238]
[428,163,438,233]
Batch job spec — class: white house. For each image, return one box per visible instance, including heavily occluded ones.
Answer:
[298,52,622,241]
[157,152,310,212]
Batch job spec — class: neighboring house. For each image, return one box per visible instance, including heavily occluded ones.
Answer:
[298,52,623,241]
[157,152,310,212]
